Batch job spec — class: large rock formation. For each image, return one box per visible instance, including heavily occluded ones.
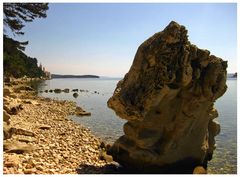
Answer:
[107,21,227,173]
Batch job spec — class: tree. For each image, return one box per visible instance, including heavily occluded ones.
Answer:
[3,3,49,78]
[3,3,49,36]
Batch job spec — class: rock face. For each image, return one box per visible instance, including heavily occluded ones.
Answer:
[107,21,227,173]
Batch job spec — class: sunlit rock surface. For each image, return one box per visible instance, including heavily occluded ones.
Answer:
[107,21,227,173]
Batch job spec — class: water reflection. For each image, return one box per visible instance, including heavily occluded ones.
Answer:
[38,78,237,174]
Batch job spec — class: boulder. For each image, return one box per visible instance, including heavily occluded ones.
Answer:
[75,106,91,116]
[54,88,62,93]
[107,21,227,173]
[10,127,36,137]
[63,88,70,93]
[4,140,35,154]
[73,92,79,98]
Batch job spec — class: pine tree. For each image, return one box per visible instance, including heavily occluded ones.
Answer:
[3,3,49,36]
[3,3,49,78]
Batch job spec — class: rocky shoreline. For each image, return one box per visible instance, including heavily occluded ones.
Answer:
[3,78,116,174]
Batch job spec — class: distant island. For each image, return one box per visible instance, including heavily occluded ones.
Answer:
[51,74,100,79]
[232,72,237,78]
[227,73,237,78]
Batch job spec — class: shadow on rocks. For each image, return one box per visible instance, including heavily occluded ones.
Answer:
[76,164,125,174]
[76,163,186,174]
[76,163,208,174]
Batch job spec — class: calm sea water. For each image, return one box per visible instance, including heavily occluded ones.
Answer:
[38,78,237,174]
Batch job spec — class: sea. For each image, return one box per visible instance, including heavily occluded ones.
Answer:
[38,77,237,174]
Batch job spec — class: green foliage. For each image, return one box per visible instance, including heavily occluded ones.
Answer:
[3,3,49,78]
[4,35,46,78]
[3,3,49,35]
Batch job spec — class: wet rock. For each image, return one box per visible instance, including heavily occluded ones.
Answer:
[63,88,70,93]
[44,90,48,93]
[72,89,78,92]
[107,21,227,173]
[73,93,79,98]
[54,89,62,93]
[49,89,53,93]
[77,111,91,116]
[75,107,91,116]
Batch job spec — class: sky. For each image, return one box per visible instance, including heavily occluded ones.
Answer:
[11,3,237,77]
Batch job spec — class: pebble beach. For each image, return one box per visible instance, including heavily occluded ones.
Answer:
[3,79,116,174]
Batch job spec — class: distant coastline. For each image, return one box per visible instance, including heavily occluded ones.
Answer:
[51,73,236,79]
[227,73,237,79]
[51,74,100,79]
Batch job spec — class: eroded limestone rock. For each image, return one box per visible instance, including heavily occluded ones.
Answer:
[107,21,227,173]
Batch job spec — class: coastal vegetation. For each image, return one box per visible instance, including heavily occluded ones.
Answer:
[3,3,49,78]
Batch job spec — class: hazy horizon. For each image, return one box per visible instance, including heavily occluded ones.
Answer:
[6,3,237,77]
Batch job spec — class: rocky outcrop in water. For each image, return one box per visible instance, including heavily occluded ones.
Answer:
[107,21,227,173]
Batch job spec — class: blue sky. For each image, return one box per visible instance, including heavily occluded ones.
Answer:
[13,3,237,77]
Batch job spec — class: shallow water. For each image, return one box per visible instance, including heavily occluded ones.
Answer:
[38,78,237,174]
[207,79,237,174]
